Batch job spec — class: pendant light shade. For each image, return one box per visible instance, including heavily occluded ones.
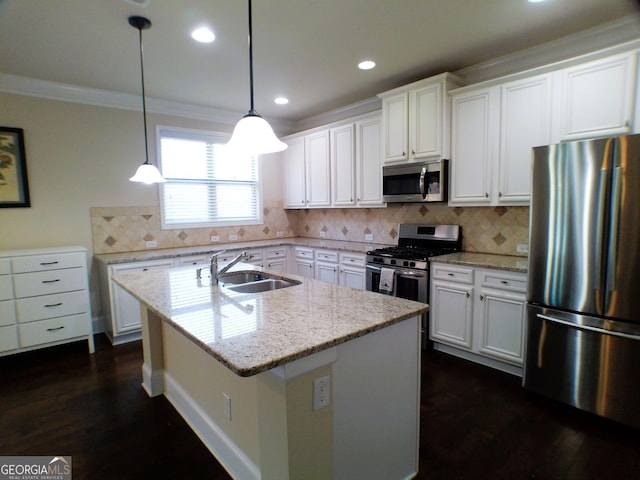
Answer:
[128,15,165,184]
[225,0,287,155]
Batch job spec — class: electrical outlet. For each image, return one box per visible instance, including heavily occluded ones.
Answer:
[146,240,157,248]
[313,375,330,411]
[211,235,220,242]
[223,393,232,421]
[319,231,326,238]
[365,234,373,242]
[516,244,529,254]
[229,234,238,241]
[276,231,284,238]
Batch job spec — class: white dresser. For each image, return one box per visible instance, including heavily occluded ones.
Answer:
[0,246,94,356]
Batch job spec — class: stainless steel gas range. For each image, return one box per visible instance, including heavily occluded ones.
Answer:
[366,224,462,348]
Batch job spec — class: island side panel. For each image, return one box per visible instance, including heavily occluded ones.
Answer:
[140,306,165,397]
[332,315,421,480]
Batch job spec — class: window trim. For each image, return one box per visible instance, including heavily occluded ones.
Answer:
[156,125,263,230]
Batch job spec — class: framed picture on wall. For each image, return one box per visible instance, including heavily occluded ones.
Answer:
[0,126,30,208]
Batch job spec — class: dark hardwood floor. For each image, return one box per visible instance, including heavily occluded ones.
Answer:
[1,334,639,479]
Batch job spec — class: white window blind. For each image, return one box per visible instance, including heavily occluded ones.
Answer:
[157,126,262,229]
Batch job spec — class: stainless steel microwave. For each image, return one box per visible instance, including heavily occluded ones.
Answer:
[382,159,448,203]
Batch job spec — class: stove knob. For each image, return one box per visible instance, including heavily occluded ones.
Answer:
[410,262,416,267]
[403,261,409,267]
[390,259,396,265]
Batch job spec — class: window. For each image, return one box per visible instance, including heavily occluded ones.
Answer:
[157,126,262,229]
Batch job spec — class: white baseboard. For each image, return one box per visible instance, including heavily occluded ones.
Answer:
[163,372,260,480]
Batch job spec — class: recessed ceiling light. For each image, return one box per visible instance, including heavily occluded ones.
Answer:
[191,27,215,43]
[528,0,545,3]
[358,60,376,70]
[274,97,289,105]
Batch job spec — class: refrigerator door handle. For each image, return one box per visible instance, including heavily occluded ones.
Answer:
[536,313,640,341]
[605,166,623,303]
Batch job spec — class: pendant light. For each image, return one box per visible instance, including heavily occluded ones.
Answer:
[225,0,287,155]
[128,15,165,184]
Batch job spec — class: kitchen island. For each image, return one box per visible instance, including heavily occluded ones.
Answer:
[113,264,427,480]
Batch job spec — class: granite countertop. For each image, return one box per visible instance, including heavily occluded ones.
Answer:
[429,252,528,273]
[95,237,391,265]
[112,263,428,377]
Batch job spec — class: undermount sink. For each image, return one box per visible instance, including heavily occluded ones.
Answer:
[218,271,300,294]
[225,278,299,293]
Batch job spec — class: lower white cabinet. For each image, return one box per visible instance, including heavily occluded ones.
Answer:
[264,246,287,272]
[315,249,339,284]
[430,262,526,374]
[100,258,174,345]
[339,252,366,290]
[294,247,315,279]
[0,247,93,356]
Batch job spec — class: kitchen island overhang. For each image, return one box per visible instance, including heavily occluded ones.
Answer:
[113,264,427,480]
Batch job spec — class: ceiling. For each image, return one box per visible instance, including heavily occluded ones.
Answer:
[1,0,639,126]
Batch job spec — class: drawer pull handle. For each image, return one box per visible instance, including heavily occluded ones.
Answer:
[40,261,59,266]
[42,279,61,284]
[45,302,63,308]
[500,280,508,284]
[47,326,65,332]
[447,273,454,276]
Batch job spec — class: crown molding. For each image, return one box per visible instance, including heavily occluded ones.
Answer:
[455,14,640,84]
[0,73,295,133]
[292,96,382,133]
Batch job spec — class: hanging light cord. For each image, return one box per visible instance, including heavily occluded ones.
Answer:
[247,0,257,116]
[137,23,151,165]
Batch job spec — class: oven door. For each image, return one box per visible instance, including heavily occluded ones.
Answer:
[366,264,428,303]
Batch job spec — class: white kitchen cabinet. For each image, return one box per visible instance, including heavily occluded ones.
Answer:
[315,249,339,284]
[430,265,475,349]
[283,136,306,208]
[0,247,93,356]
[100,258,174,345]
[450,73,552,206]
[331,124,356,206]
[294,247,315,279]
[355,116,385,206]
[339,252,366,290]
[379,73,463,165]
[557,51,636,141]
[305,130,332,207]
[264,246,288,272]
[430,262,527,374]
[450,87,496,205]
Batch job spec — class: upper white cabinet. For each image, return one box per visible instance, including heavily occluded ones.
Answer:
[557,51,636,141]
[283,113,384,209]
[450,73,552,206]
[355,117,384,206]
[305,130,332,207]
[379,73,463,165]
[283,136,306,208]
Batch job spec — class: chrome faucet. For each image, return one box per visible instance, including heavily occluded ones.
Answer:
[210,250,250,285]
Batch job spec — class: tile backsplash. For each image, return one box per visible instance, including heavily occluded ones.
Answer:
[91,203,529,256]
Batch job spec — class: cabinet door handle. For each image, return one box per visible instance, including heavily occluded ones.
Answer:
[45,302,63,308]
[499,192,503,198]
[480,295,484,301]
[485,192,489,198]
[466,292,470,298]
[47,326,65,332]
[411,149,415,155]
[42,279,61,284]
[40,261,59,266]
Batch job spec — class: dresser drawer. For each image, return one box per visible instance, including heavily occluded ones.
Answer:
[431,263,474,284]
[316,250,338,263]
[0,259,10,275]
[12,252,85,274]
[18,313,91,348]
[13,267,86,298]
[0,325,18,353]
[0,274,13,301]
[0,300,16,327]
[16,290,89,323]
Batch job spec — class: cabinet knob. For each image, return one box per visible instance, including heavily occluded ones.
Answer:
[403,151,406,156]
[498,192,503,198]
[485,192,489,198]
[411,150,415,155]
[480,295,484,301]
[466,292,470,298]
[357,198,360,202]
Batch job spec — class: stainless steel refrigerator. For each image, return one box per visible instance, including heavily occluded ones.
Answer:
[524,134,640,429]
